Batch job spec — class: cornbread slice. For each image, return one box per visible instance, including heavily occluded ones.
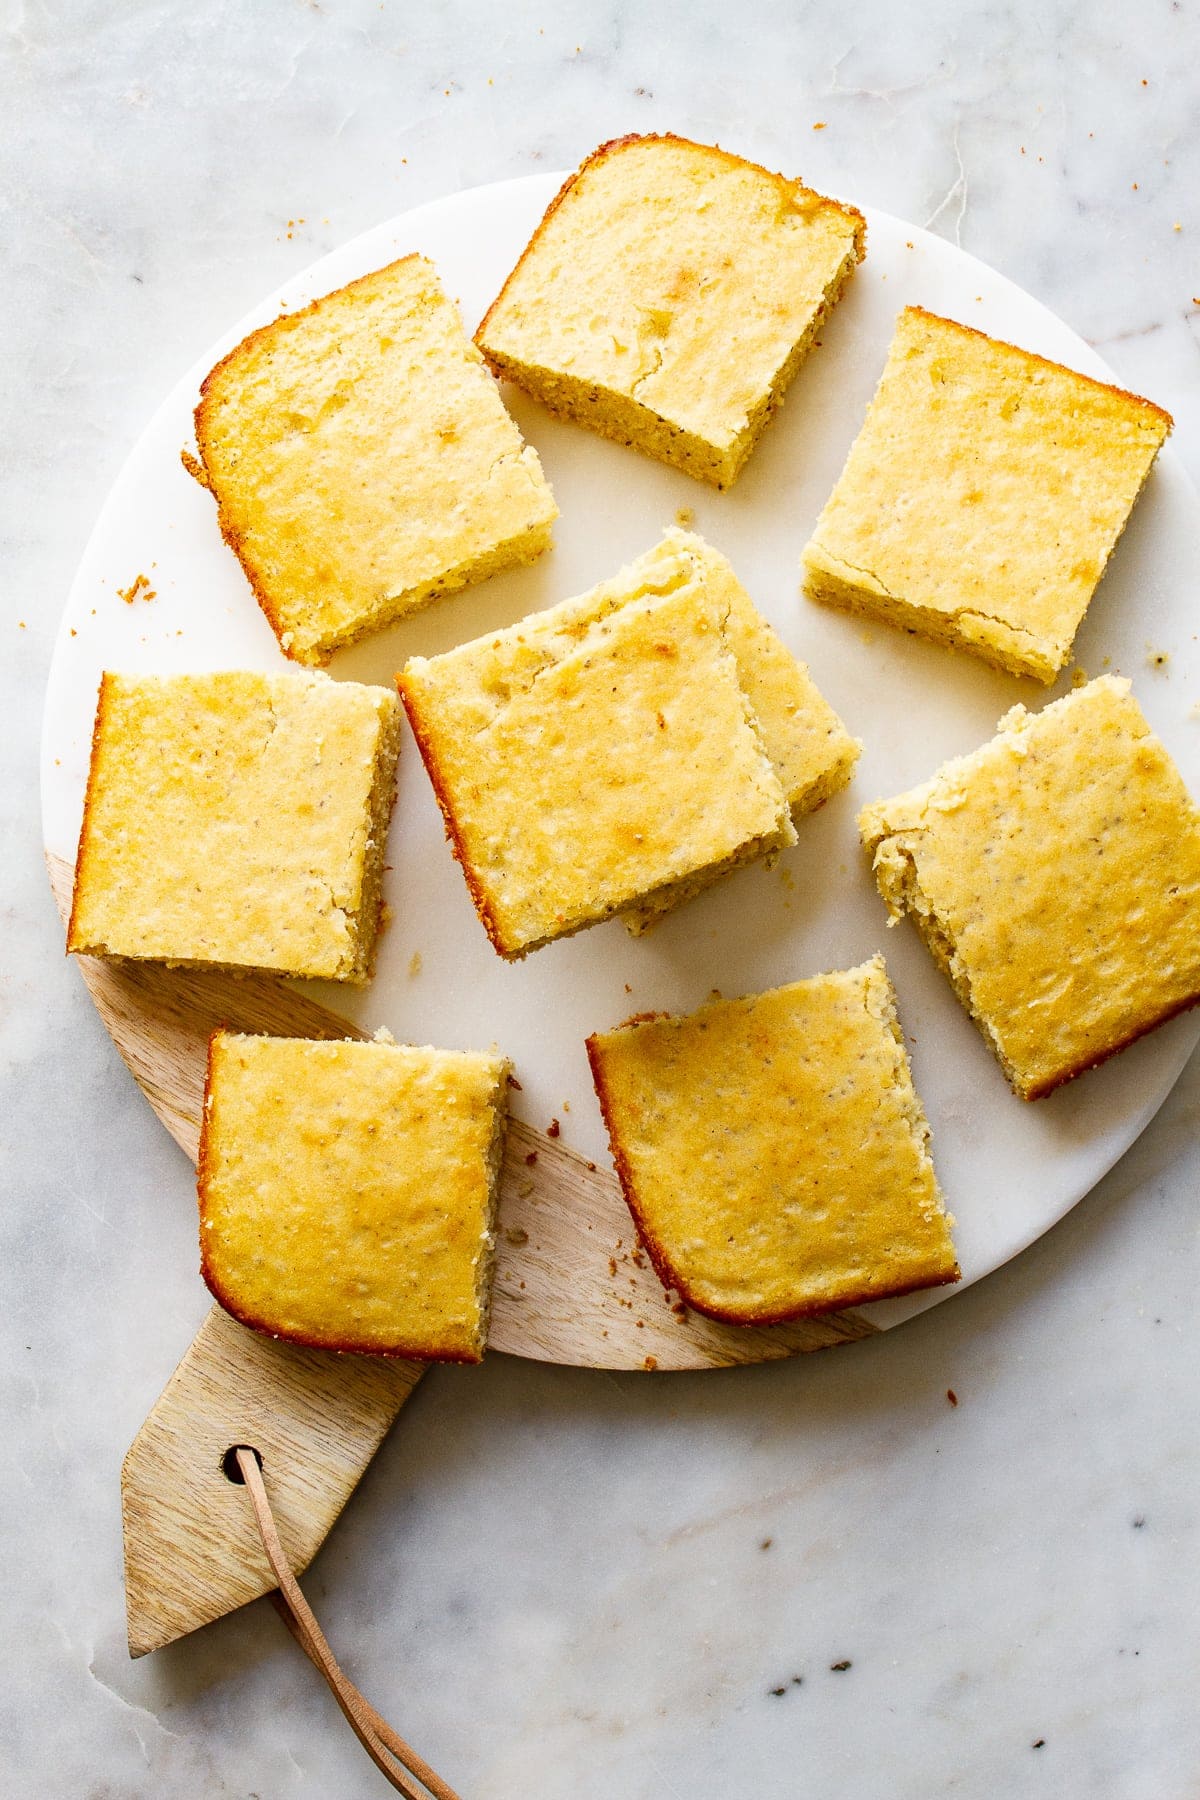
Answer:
[617,529,860,932]
[476,134,865,489]
[68,670,401,982]
[859,676,1200,1099]
[586,957,958,1325]
[198,1033,509,1359]
[399,546,796,959]
[803,308,1172,682]
[194,255,557,664]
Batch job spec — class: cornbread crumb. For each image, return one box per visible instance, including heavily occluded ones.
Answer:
[804,308,1172,683]
[68,670,401,982]
[195,255,556,665]
[859,676,1200,1098]
[586,956,958,1324]
[477,133,865,489]
[199,1033,509,1359]
[117,573,156,604]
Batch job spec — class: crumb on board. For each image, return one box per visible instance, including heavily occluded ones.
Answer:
[180,447,210,487]
[947,1388,958,1406]
[643,1354,658,1370]
[516,1180,534,1199]
[407,950,422,977]
[674,505,695,527]
[1146,646,1169,670]
[118,573,156,605]
[547,1118,561,1138]
[1070,665,1088,688]
[507,1073,522,1090]
[524,1150,538,1167]
[504,1225,529,1245]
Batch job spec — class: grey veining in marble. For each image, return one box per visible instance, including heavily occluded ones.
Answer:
[2,2,1199,1795]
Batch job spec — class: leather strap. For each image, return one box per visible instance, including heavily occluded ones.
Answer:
[235,1447,462,1800]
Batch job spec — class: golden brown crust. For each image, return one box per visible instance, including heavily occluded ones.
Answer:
[194,254,428,668]
[66,672,114,954]
[199,1265,482,1362]
[584,1031,948,1327]
[1023,990,1200,1101]
[395,673,510,958]
[903,305,1174,431]
[475,133,866,363]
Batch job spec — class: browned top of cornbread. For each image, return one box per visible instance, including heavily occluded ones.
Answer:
[195,254,556,664]
[198,1032,509,1360]
[477,134,865,458]
[804,307,1172,682]
[586,956,958,1324]
[658,529,859,808]
[68,670,400,981]
[859,675,1200,1098]
[399,550,794,958]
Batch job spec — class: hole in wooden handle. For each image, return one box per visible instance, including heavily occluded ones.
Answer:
[221,1443,263,1485]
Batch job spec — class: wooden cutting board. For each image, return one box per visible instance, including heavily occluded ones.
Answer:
[49,854,874,1655]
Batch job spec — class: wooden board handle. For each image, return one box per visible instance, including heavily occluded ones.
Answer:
[121,1305,422,1656]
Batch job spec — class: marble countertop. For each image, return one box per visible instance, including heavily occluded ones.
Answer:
[3,3,1198,1794]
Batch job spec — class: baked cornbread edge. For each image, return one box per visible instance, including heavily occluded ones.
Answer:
[65,668,119,958]
[196,1030,511,1361]
[475,133,867,491]
[857,680,1200,1100]
[346,689,405,981]
[585,958,960,1325]
[193,253,557,668]
[396,672,511,958]
[904,306,1173,433]
[67,675,403,985]
[803,307,1174,685]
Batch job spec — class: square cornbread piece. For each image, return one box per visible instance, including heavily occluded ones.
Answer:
[399,546,796,959]
[586,956,958,1325]
[859,676,1200,1099]
[617,529,860,932]
[68,670,401,982]
[194,255,557,665]
[803,308,1172,683]
[476,134,865,490]
[198,1033,510,1359]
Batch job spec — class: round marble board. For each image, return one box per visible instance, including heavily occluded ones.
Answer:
[42,173,1200,1372]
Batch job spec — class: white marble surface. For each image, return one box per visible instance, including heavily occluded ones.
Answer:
[3,2,1199,1794]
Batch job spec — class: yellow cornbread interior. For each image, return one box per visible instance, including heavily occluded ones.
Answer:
[199,1033,510,1360]
[477,134,865,489]
[399,548,796,958]
[68,670,401,982]
[859,676,1200,1099]
[587,956,958,1324]
[803,308,1171,682]
[196,254,557,665]
[618,530,860,932]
